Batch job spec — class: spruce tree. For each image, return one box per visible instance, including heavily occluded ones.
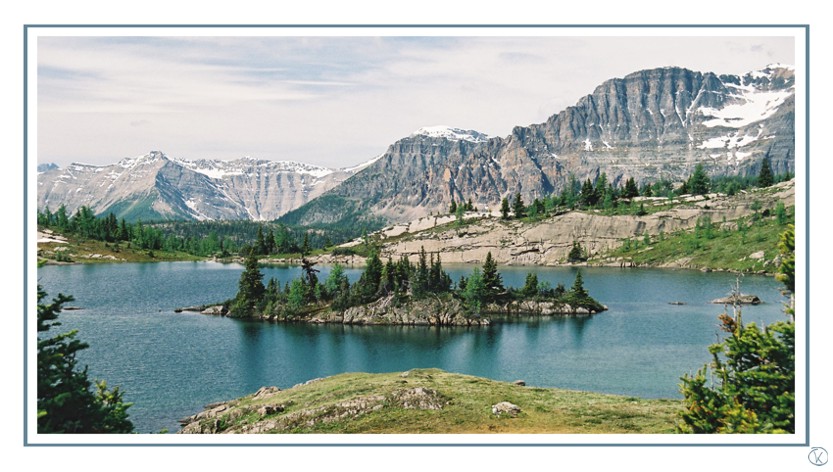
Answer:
[462,268,486,314]
[255,225,267,255]
[567,241,587,263]
[758,157,774,188]
[522,272,539,298]
[481,252,504,302]
[688,164,710,195]
[449,200,457,214]
[358,250,383,302]
[678,227,795,433]
[38,286,133,433]
[570,270,589,300]
[512,192,526,218]
[232,251,265,317]
[500,198,510,220]
[623,177,639,199]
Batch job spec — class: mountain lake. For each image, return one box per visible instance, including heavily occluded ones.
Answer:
[35,261,790,433]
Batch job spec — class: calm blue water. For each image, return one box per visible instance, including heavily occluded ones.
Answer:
[36,262,789,433]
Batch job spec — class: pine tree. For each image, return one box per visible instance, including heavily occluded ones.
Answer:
[357,250,383,302]
[623,177,639,199]
[512,192,526,218]
[413,247,430,297]
[596,173,609,204]
[481,252,504,302]
[522,272,539,298]
[567,241,587,263]
[678,227,795,433]
[579,178,595,207]
[758,157,774,188]
[37,286,133,433]
[449,200,457,214]
[255,225,267,255]
[500,198,510,220]
[462,268,486,314]
[301,232,311,256]
[231,251,265,317]
[688,164,710,195]
[569,270,589,300]
[265,227,276,254]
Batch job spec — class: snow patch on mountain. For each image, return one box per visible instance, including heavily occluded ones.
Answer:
[699,65,794,129]
[699,88,792,128]
[698,128,763,150]
[342,153,385,173]
[412,126,490,143]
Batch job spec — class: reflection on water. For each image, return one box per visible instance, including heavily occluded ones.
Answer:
[37,262,788,433]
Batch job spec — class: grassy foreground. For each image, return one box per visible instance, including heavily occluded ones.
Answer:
[179,369,682,434]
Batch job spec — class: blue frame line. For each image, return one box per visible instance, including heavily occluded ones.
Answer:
[23,24,29,447]
[23,23,810,448]
[803,24,811,445]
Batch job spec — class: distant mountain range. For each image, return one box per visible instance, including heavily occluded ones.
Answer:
[37,152,372,221]
[37,64,795,225]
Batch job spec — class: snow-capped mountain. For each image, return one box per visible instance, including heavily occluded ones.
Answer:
[36,152,359,221]
[281,64,795,228]
[411,126,491,143]
[38,65,795,226]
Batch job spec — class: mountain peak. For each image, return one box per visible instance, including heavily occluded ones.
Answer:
[118,151,169,168]
[411,126,490,143]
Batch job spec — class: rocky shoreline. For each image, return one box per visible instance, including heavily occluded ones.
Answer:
[175,294,606,327]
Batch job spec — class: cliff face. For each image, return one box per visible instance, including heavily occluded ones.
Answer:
[373,179,795,267]
[284,65,795,228]
[39,65,795,228]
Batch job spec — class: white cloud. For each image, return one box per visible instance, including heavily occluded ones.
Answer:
[37,34,794,168]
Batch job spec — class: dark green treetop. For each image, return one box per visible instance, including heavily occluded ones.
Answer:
[37,286,133,433]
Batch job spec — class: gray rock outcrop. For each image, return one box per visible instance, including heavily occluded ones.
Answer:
[492,402,522,417]
[712,294,762,305]
[285,65,795,229]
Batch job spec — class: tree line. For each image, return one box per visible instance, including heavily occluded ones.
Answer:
[37,205,341,258]
[231,249,604,319]
[474,158,791,221]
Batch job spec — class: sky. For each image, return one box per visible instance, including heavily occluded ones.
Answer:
[37,33,795,169]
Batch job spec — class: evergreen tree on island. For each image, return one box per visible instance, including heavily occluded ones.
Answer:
[231,251,265,317]
[481,252,504,302]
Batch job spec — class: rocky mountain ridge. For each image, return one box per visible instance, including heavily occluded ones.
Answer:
[37,151,363,221]
[331,179,794,268]
[38,64,795,227]
[281,64,795,228]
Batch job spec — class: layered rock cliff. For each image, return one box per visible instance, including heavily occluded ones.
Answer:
[282,65,795,229]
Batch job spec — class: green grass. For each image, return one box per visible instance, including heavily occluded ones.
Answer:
[182,369,682,434]
[37,234,202,264]
[598,208,794,272]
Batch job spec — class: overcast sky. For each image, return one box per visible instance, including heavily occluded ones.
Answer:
[37,33,794,168]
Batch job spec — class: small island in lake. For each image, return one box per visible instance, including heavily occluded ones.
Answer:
[188,248,606,326]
